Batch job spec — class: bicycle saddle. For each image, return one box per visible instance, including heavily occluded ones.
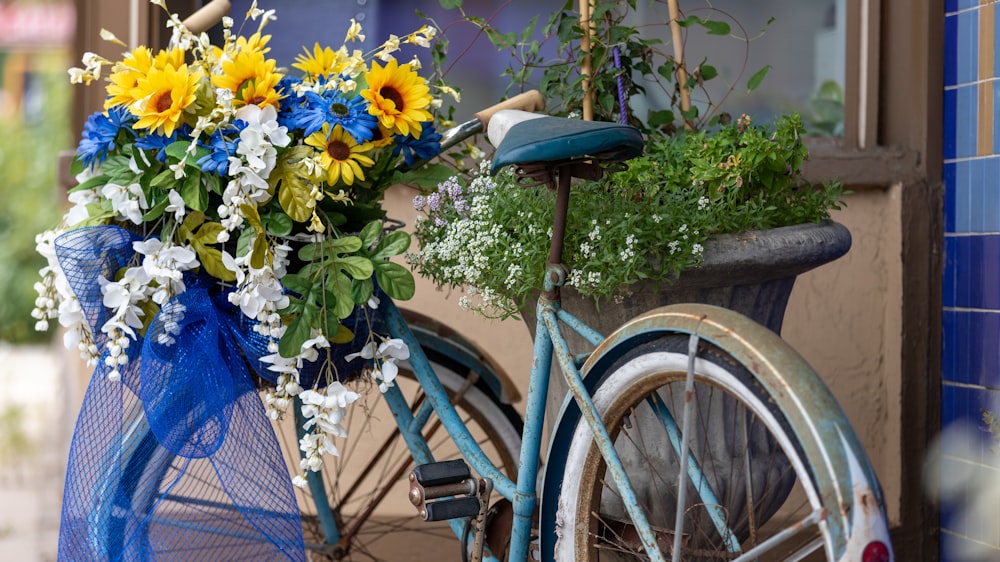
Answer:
[487,110,644,175]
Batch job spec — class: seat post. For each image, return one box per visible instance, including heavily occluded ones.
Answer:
[548,164,572,270]
[543,164,573,301]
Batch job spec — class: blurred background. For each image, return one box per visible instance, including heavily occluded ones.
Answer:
[0,1,73,560]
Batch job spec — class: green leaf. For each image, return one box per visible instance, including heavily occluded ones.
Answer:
[438,0,462,8]
[241,204,263,230]
[372,230,411,260]
[374,262,415,300]
[647,109,676,129]
[699,64,718,81]
[326,320,354,344]
[747,65,772,92]
[677,15,700,28]
[281,273,312,296]
[164,141,191,162]
[338,256,375,279]
[149,170,177,188]
[329,274,356,319]
[236,226,255,258]
[180,170,208,212]
[396,163,460,189]
[180,211,206,237]
[71,173,111,192]
[358,220,382,249]
[298,236,363,261]
[352,278,374,305]
[250,235,268,269]
[701,19,731,36]
[263,211,293,237]
[193,222,226,246]
[195,244,236,282]
[279,307,314,357]
[141,196,170,222]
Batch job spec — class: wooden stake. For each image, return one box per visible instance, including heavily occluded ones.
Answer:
[579,0,594,121]
[666,0,693,130]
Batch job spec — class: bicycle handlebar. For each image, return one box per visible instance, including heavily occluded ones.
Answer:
[436,90,545,155]
[473,90,545,129]
[182,0,231,34]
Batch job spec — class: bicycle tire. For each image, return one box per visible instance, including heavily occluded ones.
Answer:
[542,305,892,561]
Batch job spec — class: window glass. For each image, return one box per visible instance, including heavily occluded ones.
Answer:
[627,0,846,134]
[227,0,845,134]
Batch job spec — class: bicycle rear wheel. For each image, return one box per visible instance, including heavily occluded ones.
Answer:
[271,347,523,561]
[544,305,892,562]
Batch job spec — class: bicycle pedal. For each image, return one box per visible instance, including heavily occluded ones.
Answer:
[423,496,482,522]
[409,460,480,522]
[411,459,471,487]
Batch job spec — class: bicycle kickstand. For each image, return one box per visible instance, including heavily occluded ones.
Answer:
[409,459,495,562]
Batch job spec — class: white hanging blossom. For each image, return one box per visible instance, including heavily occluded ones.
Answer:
[133,238,199,304]
[220,104,290,232]
[102,182,148,225]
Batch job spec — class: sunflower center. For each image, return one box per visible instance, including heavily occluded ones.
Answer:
[327,140,351,161]
[380,86,404,111]
[330,102,350,117]
[154,91,173,113]
[246,95,266,106]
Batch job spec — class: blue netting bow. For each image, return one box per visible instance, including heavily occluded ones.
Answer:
[55,226,306,561]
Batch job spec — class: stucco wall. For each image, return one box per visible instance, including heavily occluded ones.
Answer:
[782,187,903,525]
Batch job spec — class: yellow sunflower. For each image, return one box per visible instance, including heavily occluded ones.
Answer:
[360,59,432,138]
[153,47,186,72]
[305,124,375,186]
[212,32,280,107]
[105,46,153,109]
[293,43,351,80]
[237,71,284,108]
[367,121,396,149]
[131,63,202,136]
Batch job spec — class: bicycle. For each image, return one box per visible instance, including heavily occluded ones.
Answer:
[76,100,897,561]
[395,111,894,562]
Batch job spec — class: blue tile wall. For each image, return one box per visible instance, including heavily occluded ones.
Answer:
[956,10,979,85]
[946,13,958,87]
[943,1,1000,559]
[955,86,979,159]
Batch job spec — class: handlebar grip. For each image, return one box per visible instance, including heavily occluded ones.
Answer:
[181,0,231,34]
[473,90,545,128]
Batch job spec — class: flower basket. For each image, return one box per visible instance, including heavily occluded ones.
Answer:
[33,5,454,559]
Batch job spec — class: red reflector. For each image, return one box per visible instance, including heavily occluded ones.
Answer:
[862,541,891,562]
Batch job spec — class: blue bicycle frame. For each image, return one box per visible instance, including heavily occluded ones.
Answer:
[376,286,675,562]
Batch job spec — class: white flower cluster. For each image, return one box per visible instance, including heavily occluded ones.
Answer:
[31,230,99,365]
[293,382,360,484]
[408,168,517,315]
[219,105,291,235]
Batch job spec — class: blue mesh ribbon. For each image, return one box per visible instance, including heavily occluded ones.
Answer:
[55,226,306,561]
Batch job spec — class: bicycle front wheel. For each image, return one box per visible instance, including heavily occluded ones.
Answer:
[273,347,523,561]
[546,321,889,562]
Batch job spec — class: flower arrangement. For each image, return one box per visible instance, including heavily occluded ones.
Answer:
[32,1,452,483]
[409,0,844,318]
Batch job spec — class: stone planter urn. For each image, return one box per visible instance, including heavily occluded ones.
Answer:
[522,220,853,424]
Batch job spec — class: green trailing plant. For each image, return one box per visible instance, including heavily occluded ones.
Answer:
[408,114,842,318]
